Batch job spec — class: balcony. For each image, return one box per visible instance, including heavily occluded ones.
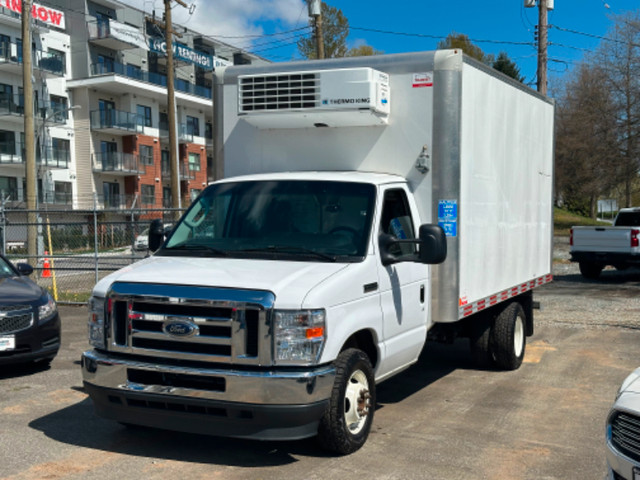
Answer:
[88,18,145,51]
[39,147,70,169]
[159,122,197,144]
[97,193,138,210]
[0,43,64,77]
[161,161,195,181]
[90,109,144,135]
[41,190,72,205]
[92,152,145,176]
[73,61,212,105]
[0,141,23,165]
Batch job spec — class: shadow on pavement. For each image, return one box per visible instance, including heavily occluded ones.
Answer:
[28,341,474,463]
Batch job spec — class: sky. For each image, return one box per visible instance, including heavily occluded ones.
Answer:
[130,0,640,91]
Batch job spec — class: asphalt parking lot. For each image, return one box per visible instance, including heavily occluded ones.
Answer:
[1,262,640,480]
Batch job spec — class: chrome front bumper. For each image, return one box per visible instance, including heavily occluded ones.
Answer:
[81,350,336,440]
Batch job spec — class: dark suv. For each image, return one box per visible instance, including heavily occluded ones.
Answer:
[0,255,60,366]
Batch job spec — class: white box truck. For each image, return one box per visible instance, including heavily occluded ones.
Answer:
[82,50,555,454]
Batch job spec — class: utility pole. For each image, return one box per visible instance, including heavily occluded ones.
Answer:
[150,0,187,216]
[22,0,37,267]
[308,0,324,59]
[536,0,548,96]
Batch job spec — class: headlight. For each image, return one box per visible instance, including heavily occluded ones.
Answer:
[274,309,326,365]
[38,292,57,323]
[88,296,106,349]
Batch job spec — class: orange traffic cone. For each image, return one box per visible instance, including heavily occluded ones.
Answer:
[42,251,51,278]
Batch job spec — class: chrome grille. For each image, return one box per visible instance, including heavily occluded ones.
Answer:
[106,282,274,366]
[611,411,640,462]
[0,305,33,333]
[239,73,320,112]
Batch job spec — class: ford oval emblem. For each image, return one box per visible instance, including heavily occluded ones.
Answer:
[162,320,199,338]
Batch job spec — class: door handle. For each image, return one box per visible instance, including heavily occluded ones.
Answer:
[363,282,378,293]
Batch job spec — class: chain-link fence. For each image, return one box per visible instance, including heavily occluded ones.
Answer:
[1,206,185,304]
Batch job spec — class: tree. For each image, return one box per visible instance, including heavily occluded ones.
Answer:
[593,12,640,208]
[298,3,349,59]
[437,32,493,64]
[492,52,524,83]
[555,63,619,217]
[346,45,384,57]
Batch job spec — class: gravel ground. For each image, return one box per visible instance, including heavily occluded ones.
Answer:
[535,236,640,329]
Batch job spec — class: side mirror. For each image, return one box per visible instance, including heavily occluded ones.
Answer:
[379,224,447,266]
[148,219,166,252]
[16,263,33,276]
[417,224,447,264]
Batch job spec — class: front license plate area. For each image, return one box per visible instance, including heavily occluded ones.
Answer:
[0,335,15,351]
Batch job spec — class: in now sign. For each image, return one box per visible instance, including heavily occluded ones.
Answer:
[2,0,65,29]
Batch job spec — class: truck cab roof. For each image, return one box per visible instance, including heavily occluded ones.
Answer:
[212,171,409,187]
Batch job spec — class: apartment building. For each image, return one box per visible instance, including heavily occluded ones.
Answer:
[1,0,262,212]
[0,2,74,208]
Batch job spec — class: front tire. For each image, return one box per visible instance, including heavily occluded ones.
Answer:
[318,348,375,455]
[490,303,526,371]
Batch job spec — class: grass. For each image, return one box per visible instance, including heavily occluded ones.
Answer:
[554,207,609,236]
[51,291,92,304]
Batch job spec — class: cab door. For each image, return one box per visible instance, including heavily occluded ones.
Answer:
[376,185,429,378]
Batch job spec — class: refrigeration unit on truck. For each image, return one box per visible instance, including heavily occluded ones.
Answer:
[82,50,555,454]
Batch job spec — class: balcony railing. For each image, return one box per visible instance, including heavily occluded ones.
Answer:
[41,190,72,205]
[40,147,70,168]
[159,122,197,143]
[96,194,140,210]
[37,50,65,76]
[90,109,144,134]
[161,161,196,181]
[0,42,64,76]
[90,60,212,99]
[92,152,145,175]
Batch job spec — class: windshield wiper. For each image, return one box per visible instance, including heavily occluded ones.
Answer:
[240,245,337,262]
[163,244,229,256]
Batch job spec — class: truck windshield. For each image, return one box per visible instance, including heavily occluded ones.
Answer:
[160,180,376,262]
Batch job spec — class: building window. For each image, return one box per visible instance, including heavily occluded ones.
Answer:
[139,144,153,166]
[188,152,200,171]
[141,184,155,206]
[45,48,65,75]
[163,186,172,208]
[0,130,15,154]
[0,83,13,112]
[186,115,199,136]
[161,149,169,175]
[0,176,17,200]
[0,34,10,59]
[103,181,120,208]
[53,181,72,204]
[50,138,70,167]
[96,54,114,74]
[159,112,168,131]
[50,95,68,121]
[137,104,152,127]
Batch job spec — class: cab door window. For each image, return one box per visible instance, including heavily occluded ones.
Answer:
[379,188,416,256]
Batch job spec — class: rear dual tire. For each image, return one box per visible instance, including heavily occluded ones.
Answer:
[469,302,526,371]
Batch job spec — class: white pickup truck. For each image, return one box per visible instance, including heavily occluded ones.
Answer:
[570,208,640,279]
